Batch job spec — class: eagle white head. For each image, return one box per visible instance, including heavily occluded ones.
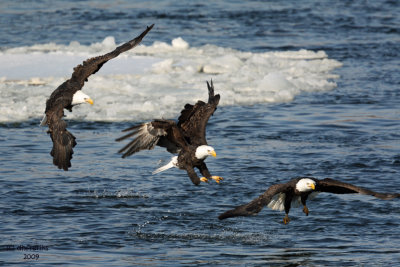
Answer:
[296,178,316,192]
[40,90,93,127]
[71,90,94,106]
[195,145,217,160]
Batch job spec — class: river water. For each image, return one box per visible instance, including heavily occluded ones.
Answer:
[0,0,399,265]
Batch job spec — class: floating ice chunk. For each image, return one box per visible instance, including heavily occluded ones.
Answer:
[102,36,116,47]
[152,59,174,73]
[171,37,189,49]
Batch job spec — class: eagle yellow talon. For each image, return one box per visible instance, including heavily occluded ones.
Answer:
[211,176,223,183]
[200,177,209,183]
[283,215,291,224]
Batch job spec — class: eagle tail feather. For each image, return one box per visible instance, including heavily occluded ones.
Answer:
[152,156,178,174]
[40,114,47,127]
[50,129,76,171]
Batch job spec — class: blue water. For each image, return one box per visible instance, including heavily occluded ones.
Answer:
[1,0,400,266]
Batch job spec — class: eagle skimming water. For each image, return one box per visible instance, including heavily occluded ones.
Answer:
[219,177,400,224]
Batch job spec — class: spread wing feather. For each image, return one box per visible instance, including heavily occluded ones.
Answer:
[177,80,220,146]
[71,24,154,89]
[116,120,188,158]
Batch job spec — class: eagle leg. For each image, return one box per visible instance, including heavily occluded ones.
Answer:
[283,214,291,224]
[303,205,309,216]
[198,163,222,183]
[301,195,309,216]
[186,168,201,185]
[283,194,293,224]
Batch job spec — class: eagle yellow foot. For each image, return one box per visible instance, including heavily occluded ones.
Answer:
[200,177,209,183]
[211,176,223,183]
[283,215,291,224]
[303,206,309,216]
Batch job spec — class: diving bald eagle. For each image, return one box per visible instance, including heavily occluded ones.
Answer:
[218,177,400,224]
[116,80,222,185]
[41,24,154,171]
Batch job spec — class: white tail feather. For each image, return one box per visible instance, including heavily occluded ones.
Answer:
[268,193,286,211]
[40,114,47,126]
[152,156,178,174]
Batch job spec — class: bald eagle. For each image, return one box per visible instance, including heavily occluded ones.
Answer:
[41,24,154,171]
[116,80,222,185]
[218,177,400,224]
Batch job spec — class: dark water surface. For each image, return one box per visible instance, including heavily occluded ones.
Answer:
[1,0,399,266]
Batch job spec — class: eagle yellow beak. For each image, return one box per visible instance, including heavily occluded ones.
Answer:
[210,150,217,157]
[310,183,315,190]
[86,98,94,105]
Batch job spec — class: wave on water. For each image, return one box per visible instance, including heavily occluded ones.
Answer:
[82,188,150,199]
[0,37,342,123]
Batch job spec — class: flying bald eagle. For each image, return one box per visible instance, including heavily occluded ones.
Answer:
[219,177,400,224]
[41,24,154,171]
[116,80,222,185]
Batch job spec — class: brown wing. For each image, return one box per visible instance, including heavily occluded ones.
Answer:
[46,25,154,113]
[70,24,154,90]
[316,178,400,200]
[218,181,296,220]
[177,80,220,146]
[46,105,76,171]
[116,119,188,158]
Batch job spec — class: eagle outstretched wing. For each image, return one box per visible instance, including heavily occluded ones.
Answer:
[70,24,154,89]
[218,182,292,220]
[177,80,220,147]
[316,178,400,199]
